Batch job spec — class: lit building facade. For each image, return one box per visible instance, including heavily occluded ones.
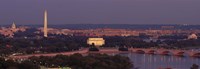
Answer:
[11,22,16,29]
[87,38,105,46]
[188,34,198,39]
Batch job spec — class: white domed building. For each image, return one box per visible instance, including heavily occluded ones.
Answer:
[87,38,105,47]
[188,34,198,40]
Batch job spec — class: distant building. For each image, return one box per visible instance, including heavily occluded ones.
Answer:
[0,22,29,38]
[11,22,16,29]
[188,34,198,39]
[161,26,174,29]
[87,38,105,46]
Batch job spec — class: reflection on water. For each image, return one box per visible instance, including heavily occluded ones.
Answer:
[118,53,200,69]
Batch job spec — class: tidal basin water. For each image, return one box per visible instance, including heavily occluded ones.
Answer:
[117,53,200,69]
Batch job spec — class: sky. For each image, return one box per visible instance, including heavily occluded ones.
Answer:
[0,0,200,25]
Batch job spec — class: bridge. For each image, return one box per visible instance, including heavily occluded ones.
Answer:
[130,48,200,57]
[96,48,200,57]
[8,48,200,60]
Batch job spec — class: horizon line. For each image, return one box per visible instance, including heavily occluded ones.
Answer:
[0,23,199,26]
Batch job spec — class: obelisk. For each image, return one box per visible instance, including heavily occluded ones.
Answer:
[44,10,48,37]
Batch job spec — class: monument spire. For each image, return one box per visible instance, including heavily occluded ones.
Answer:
[44,10,48,37]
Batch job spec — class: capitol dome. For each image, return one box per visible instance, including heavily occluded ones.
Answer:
[188,34,198,39]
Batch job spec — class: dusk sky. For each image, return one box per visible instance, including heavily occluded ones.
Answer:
[0,0,200,25]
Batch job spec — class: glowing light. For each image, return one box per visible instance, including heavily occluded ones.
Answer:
[87,38,105,46]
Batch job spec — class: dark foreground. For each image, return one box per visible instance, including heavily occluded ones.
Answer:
[0,53,133,69]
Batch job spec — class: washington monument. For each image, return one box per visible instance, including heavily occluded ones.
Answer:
[44,10,48,37]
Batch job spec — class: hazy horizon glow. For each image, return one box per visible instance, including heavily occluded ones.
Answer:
[0,0,200,25]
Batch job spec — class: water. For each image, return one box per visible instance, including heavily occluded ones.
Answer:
[118,53,200,69]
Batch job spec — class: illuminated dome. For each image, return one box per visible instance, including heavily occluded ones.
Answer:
[11,22,16,29]
[188,34,198,39]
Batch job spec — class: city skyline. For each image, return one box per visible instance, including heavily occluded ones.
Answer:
[0,0,200,25]
[0,0,200,69]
